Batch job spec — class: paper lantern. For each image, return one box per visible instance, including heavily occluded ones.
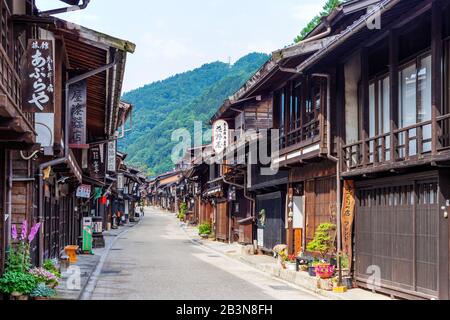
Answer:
[100,196,107,205]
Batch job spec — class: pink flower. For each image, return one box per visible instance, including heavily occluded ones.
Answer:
[28,223,41,243]
[21,220,28,241]
[11,224,18,240]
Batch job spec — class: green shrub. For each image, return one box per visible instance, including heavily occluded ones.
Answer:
[30,283,56,298]
[307,223,337,260]
[43,259,61,278]
[0,271,37,295]
[199,224,212,236]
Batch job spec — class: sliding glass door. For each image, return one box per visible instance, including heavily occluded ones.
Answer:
[398,54,432,158]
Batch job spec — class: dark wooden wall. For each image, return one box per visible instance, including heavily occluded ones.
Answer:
[231,192,253,244]
[0,148,5,272]
[11,151,37,263]
[215,201,228,242]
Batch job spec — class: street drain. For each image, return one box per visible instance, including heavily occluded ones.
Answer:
[269,285,297,291]
[111,248,123,251]
[208,255,220,258]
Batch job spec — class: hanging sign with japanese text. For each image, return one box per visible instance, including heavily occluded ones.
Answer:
[68,80,89,149]
[212,120,229,154]
[24,40,55,113]
[107,141,117,172]
[89,145,105,179]
[76,184,92,199]
[341,180,356,269]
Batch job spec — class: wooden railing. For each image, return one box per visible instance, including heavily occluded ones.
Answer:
[343,114,450,171]
[281,118,320,151]
[0,0,33,126]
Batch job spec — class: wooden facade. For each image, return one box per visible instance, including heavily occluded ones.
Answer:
[0,0,137,274]
[149,0,450,300]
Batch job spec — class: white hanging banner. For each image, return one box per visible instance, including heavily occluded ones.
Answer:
[107,141,117,172]
[212,120,229,154]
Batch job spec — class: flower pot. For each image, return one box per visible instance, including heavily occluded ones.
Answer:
[11,292,29,301]
[285,262,297,272]
[33,297,51,301]
[300,265,309,272]
[315,264,336,279]
[308,266,317,277]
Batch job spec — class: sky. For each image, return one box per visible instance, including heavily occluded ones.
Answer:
[36,0,327,92]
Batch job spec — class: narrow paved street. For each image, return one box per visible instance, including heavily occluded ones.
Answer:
[90,208,322,300]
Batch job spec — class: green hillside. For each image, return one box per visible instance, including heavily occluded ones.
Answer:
[119,52,270,177]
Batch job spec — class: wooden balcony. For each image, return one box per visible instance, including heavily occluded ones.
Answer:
[342,114,450,176]
[276,117,325,167]
[0,42,35,147]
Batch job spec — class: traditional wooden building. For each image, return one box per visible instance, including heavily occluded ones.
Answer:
[1,0,135,270]
[204,0,450,300]
[0,0,37,271]
[154,171,183,213]
[328,0,449,300]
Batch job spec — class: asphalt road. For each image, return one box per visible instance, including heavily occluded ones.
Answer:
[90,207,322,300]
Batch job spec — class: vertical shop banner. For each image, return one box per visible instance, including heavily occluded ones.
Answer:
[24,40,55,113]
[69,80,89,149]
[341,180,356,268]
[89,145,105,179]
[107,141,117,172]
[212,120,229,154]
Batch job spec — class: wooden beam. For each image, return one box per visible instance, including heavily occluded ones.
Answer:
[361,47,370,167]
[431,0,443,155]
[389,29,399,163]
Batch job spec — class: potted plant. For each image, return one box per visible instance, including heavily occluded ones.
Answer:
[307,223,337,279]
[29,268,60,289]
[308,260,321,277]
[0,221,41,300]
[178,203,188,222]
[43,259,61,279]
[0,271,37,300]
[30,283,57,301]
[284,255,297,272]
[198,223,212,238]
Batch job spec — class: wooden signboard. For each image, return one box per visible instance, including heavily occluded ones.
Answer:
[24,40,55,113]
[107,141,117,172]
[341,180,356,268]
[89,145,104,179]
[68,80,89,149]
[76,184,92,199]
[212,120,229,154]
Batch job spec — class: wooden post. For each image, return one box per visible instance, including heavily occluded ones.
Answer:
[389,29,400,162]
[431,0,443,155]
[361,48,370,167]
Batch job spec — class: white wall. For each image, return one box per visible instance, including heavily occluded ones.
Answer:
[344,53,361,144]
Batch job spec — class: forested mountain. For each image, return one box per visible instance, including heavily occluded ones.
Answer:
[119,52,270,177]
